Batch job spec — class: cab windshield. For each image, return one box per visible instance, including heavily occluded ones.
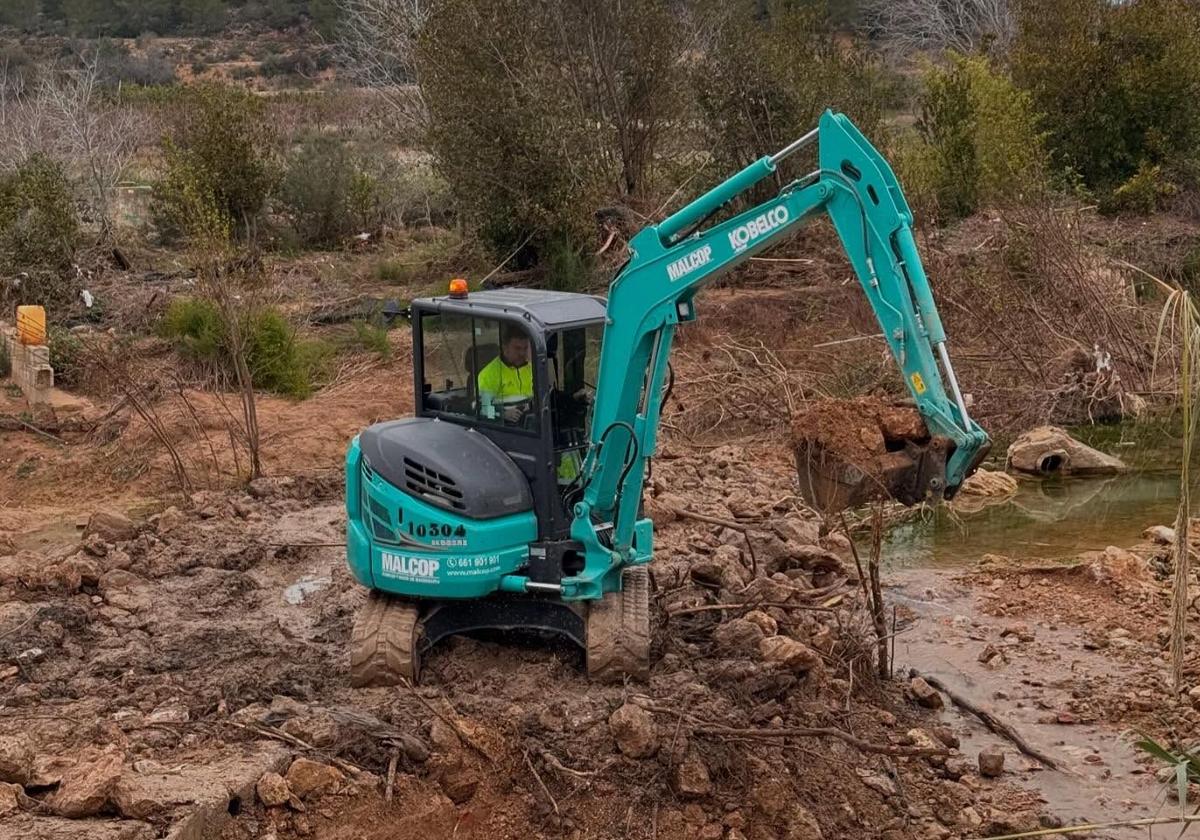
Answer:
[420,313,538,432]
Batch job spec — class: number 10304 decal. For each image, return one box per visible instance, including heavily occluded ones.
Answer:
[408,520,468,546]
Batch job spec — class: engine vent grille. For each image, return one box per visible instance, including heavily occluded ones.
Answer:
[403,456,466,511]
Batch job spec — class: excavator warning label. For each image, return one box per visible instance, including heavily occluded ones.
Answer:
[910,372,927,394]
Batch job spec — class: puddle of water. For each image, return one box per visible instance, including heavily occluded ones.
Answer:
[881,471,1181,568]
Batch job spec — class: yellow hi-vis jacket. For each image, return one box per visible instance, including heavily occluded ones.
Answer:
[476,357,532,401]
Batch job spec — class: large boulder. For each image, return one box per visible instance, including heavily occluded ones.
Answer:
[1006,426,1126,476]
[85,511,137,543]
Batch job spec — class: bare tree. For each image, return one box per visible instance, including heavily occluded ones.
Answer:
[334,0,431,127]
[864,0,1016,57]
[37,59,137,245]
[0,57,136,245]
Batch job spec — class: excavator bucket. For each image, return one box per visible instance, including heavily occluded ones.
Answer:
[792,398,955,513]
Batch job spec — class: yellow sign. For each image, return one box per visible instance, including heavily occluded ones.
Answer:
[910,372,926,394]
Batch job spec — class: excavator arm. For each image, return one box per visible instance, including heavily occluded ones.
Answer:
[563,110,990,600]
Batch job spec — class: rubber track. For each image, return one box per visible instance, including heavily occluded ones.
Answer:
[349,591,420,687]
[586,566,651,683]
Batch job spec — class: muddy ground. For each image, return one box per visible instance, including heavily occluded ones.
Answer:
[0,413,1191,840]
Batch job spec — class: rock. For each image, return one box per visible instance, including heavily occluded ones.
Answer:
[977,644,1001,664]
[1000,623,1035,642]
[943,758,969,781]
[146,703,189,725]
[758,636,820,672]
[910,677,944,709]
[28,754,72,788]
[112,742,290,822]
[438,762,479,804]
[0,781,20,816]
[155,506,186,535]
[429,718,462,753]
[743,610,778,637]
[1144,525,1176,545]
[63,553,102,587]
[47,744,124,817]
[959,806,983,828]
[256,772,292,807]
[1006,426,1126,476]
[285,758,344,800]
[609,703,658,758]
[86,511,137,543]
[1088,546,1150,587]
[712,617,766,654]
[0,734,33,784]
[978,747,1005,778]
[856,767,897,797]
[952,469,1019,513]
[673,751,712,797]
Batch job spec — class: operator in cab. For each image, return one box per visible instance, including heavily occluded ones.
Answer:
[477,323,533,424]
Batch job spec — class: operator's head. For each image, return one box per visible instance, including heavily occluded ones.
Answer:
[500,323,530,367]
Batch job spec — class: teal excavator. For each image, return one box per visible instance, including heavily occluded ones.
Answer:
[344,110,991,684]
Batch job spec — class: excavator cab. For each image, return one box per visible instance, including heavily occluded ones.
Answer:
[415,288,606,531]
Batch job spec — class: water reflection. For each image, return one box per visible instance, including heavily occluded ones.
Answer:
[880,471,1182,568]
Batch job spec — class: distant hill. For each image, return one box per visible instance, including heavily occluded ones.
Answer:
[0,0,337,38]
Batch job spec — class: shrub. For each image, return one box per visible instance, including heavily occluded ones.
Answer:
[97,45,177,87]
[160,297,325,398]
[696,1,892,195]
[1102,162,1177,216]
[152,84,279,244]
[278,136,442,247]
[340,320,392,360]
[0,156,79,308]
[47,327,84,390]
[277,134,356,247]
[1014,0,1200,199]
[899,53,1047,221]
[415,0,685,274]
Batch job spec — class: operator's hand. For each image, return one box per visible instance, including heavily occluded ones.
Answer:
[504,405,524,423]
[573,387,593,404]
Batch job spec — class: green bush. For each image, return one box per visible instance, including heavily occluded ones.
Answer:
[277,134,356,247]
[160,297,326,398]
[415,0,684,272]
[899,53,1047,221]
[152,84,279,244]
[1014,0,1200,201]
[696,0,891,194]
[0,155,80,308]
[340,320,392,360]
[1102,162,1178,215]
[47,327,84,390]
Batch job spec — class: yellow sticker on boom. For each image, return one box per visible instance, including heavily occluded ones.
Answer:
[910,372,927,394]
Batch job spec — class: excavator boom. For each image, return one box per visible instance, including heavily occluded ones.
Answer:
[565,110,990,598]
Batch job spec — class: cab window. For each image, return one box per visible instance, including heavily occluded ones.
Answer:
[420,313,538,432]
[548,323,602,485]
